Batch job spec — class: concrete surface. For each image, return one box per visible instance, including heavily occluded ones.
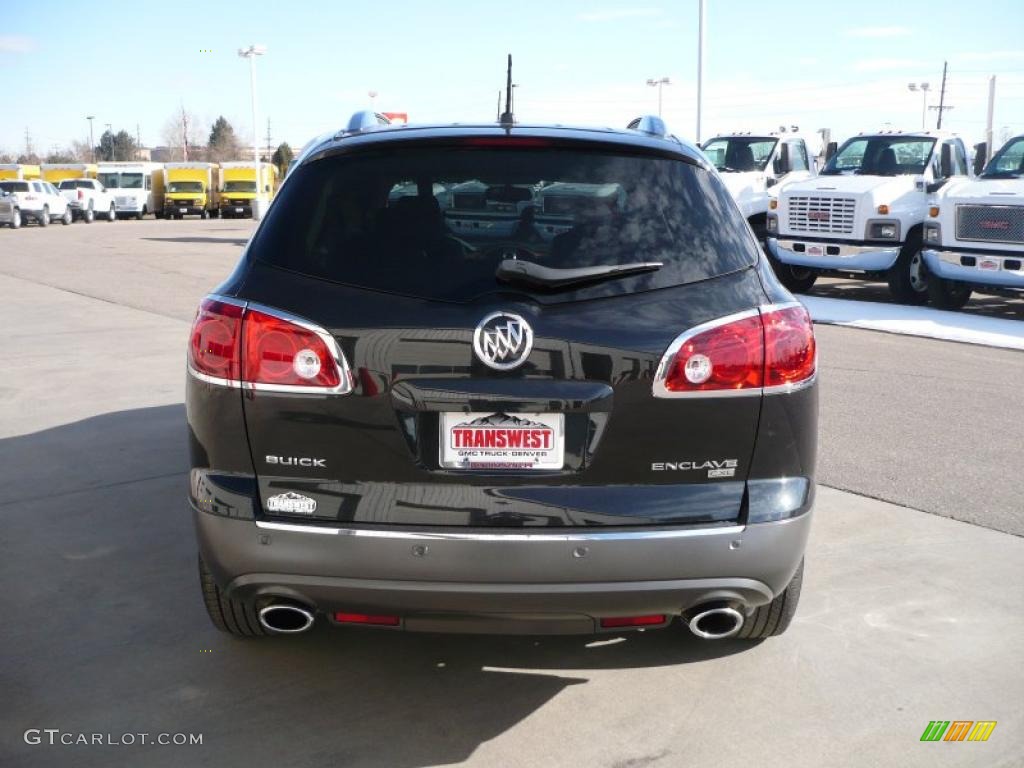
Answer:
[1,220,1022,767]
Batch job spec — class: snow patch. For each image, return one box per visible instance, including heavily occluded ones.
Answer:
[801,296,1024,351]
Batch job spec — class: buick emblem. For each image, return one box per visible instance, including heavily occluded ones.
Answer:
[473,312,533,370]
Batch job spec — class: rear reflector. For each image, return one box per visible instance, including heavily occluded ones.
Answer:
[187,296,352,393]
[654,303,816,398]
[334,612,401,626]
[600,615,666,628]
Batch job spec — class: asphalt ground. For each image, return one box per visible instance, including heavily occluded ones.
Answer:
[1,219,1022,767]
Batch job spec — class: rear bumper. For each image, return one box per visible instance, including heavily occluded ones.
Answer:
[769,237,900,272]
[194,504,812,633]
[923,248,1024,289]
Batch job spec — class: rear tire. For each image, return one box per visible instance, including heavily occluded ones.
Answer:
[10,208,21,229]
[928,277,972,310]
[38,206,50,227]
[198,555,266,637]
[107,204,116,222]
[737,559,804,639]
[84,205,95,224]
[201,208,210,220]
[61,207,72,225]
[887,238,929,305]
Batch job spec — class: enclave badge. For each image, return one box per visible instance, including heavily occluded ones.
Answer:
[473,312,534,370]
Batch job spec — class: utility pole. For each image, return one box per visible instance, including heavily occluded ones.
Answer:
[86,116,95,162]
[181,106,189,161]
[136,124,141,160]
[934,61,951,129]
[985,75,996,161]
[265,118,272,161]
[696,0,706,143]
[24,127,33,159]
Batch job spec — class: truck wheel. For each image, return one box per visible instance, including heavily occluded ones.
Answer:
[198,555,266,637]
[928,277,972,310]
[10,208,21,229]
[61,207,72,225]
[887,239,929,305]
[201,209,210,220]
[84,205,95,224]
[776,263,817,293]
[736,559,804,639]
[107,204,116,222]
[38,206,50,227]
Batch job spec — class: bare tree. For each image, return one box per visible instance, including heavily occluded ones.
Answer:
[162,106,206,161]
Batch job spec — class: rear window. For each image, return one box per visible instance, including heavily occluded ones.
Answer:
[0,181,29,193]
[58,180,92,189]
[251,143,757,303]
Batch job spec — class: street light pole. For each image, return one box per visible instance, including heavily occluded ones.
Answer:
[86,116,95,163]
[646,77,671,118]
[238,44,267,216]
[696,0,706,143]
[907,82,930,130]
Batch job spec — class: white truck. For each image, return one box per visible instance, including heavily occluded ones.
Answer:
[701,132,817,232]
[923,135,1024,309]
[58,178,118,223]
[97,162,164,219]
[766,130,972,302]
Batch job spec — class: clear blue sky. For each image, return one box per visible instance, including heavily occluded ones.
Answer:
[3,0,1023,157]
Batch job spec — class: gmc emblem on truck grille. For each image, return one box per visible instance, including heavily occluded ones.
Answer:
[473,312,534,370]
[980,220,1010,230]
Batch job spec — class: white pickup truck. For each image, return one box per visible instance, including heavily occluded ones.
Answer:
[58,178,117,223]
[767,131,972,303]
[923,134,1024,308]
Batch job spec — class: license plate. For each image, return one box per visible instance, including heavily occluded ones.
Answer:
[235,207,244,213]
[807,245,825,257]
[439,411,564,470]
[978,258,999,271]
[179,207,188,213]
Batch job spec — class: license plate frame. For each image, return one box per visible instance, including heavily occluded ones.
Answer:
[807,244,825,257]
[439,411,565,470]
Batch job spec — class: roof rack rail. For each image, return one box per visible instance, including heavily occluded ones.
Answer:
[627,115,668,137]
[339,110,391,136]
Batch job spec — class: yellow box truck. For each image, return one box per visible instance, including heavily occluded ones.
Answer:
[163,163,219,219]
[0,164,41,180]
[218,161,277,218]
[97,162,165,219]
[41,164,98,184]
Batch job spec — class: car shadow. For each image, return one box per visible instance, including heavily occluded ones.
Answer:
[0,405,755,768]
[141,236,249,246]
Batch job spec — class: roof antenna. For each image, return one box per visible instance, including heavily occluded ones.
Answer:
[499,54,514,126]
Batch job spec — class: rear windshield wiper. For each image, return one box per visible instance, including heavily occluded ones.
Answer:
[496,259,662,289]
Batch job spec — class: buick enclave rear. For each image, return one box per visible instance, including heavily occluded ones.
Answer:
[187,113,818,641]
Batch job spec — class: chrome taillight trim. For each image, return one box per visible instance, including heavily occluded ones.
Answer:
[652,301,816,399]
[186,294,354,395]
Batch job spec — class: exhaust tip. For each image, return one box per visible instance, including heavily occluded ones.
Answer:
[687,605,744,640]
[258,603,315,634]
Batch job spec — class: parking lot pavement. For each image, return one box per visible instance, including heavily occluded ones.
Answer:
[2,221,1022,766]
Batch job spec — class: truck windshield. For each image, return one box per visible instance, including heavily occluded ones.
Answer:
[224,181,257,192]
[0,181,29,194]
[99,172,143,189]
[982,137,1024,178]
[168,181,204,193]
[822,136,935,176]
[701,137,777,172]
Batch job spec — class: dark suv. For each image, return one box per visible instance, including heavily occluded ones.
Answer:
[187,111,818,641]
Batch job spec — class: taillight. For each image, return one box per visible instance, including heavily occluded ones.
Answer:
[654,303,815,398]
[762,305,816,390]
[188,298,243,383]
[243,308,341,389]
[187,296,352,394]
[77,189,84,200]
